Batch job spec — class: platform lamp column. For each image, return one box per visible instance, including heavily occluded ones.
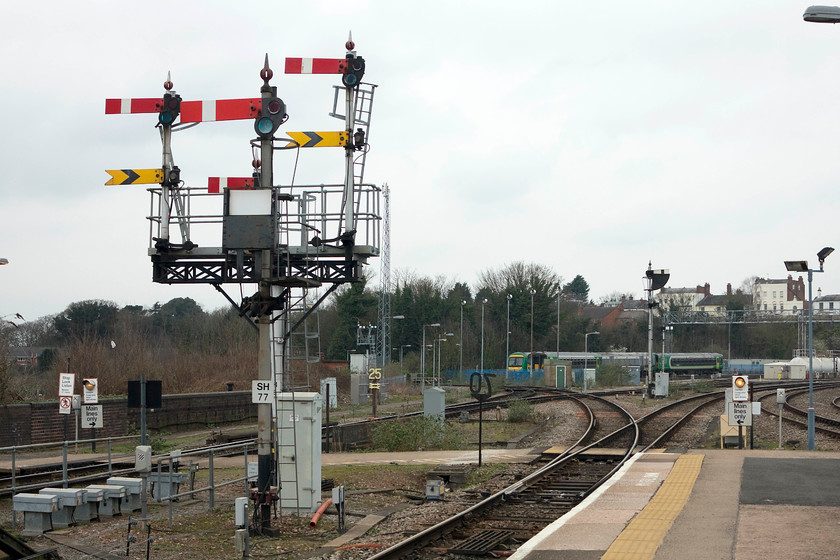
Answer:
[480,299,488,374]
[556,287,561,355]
[421,323,440,390]
[529,288,536,382]
[460,301,466,378]
[801,8,840,445]
[506,294,512,380]
[584,331,599,392]
[785,246,833,451]
[400,344,411,374]
[436,334,453,385]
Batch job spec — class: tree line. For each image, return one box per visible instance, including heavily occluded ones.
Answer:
[1,261,827,404]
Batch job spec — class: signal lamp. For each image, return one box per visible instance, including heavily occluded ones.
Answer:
[254,96,286,139]
[158,93,181,125]
[342,55,365,88]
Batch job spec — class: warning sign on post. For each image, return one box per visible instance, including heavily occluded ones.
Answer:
[82,405,103,429]
[59,396,72,415]
[58,373,75,397]
[728,401,752,426]
[82,378,98,404]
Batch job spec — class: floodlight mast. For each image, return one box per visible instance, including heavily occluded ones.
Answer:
[784,247,833,450]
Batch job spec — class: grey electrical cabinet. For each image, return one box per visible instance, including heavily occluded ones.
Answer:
[276,392,323,513]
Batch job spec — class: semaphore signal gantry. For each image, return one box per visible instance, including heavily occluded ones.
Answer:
[104,44,379,295]
[105,36,381,535]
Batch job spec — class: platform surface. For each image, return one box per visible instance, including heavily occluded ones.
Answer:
[513,449,840,560]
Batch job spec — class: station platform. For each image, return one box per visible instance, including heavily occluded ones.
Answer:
[511,449,840,560]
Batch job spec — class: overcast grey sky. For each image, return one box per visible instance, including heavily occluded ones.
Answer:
[3,1,840,321]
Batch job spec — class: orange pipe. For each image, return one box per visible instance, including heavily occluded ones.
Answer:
[309,498,333,527]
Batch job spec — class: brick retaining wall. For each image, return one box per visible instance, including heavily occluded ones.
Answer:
[0,391,257,447]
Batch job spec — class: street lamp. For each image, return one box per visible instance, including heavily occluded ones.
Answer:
[399,344,411,373]
[529,288,536,381]
[421,322,440,390]
[435,334,454,385]
[380,315,405,367]
[661,325,673,370]
[460,300,466,378]
[584,331,599,391]
[556,286,561,355]
[784,246,833,450]
[506,294,512,379]
[480,298,488,374]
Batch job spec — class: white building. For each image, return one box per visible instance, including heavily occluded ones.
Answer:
[753,276,805,314]
[814,291,840,314]
[658,283,711,313]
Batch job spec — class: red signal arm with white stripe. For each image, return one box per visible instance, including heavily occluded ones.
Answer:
[180,99,261,123]
[106,97,262,123]
[208,177,255,194]
[105,98,162,114]
[284,57,346,74]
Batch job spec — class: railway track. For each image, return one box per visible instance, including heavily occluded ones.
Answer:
[757,382,840,438]
[365,393,638,560]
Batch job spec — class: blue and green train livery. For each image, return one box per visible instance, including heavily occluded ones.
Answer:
[508,351,722,379]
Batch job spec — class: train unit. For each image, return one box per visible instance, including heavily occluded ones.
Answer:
[507,351,600,373]
[507,351,723,377]
[652,352,723,375]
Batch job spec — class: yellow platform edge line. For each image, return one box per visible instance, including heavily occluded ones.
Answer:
[601,454,704,560]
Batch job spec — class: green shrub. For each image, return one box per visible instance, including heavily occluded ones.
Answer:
[371,415,457,451]
[595,363,631,387]
[506,398,533,423]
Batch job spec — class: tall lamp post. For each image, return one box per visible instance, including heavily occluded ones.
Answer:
[421,322,440,390]
[661,325,673,369]
[556,286,561,355]
[399,344,411,373]
[529,288,536,381]
[435,334,454,385]
[800,9,840,447]
[784,246,833,450]
[584,331,599,391]
[460,300,466,378]
[505,294,512,378]
[480,298,488,373]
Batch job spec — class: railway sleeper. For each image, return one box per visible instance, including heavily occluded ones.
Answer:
[448,529,516,555]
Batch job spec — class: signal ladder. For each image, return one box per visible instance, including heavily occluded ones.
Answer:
[330,82,377,196]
